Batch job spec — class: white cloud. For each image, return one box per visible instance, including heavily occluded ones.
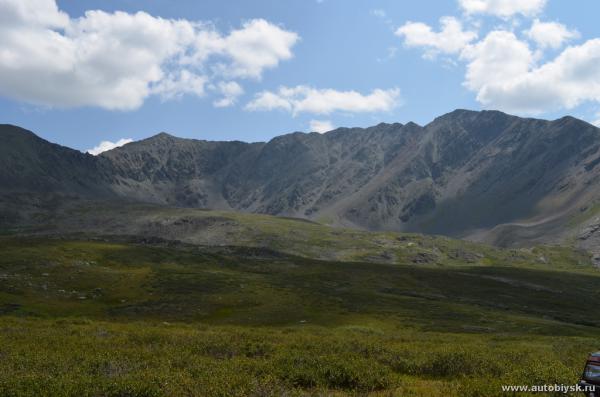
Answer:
[213,81,244,108]
[461,31,533,97]
[0,0,298,110]
[371,9,387,18]
[462,32,600,114]
[87,138,133,155]
[395,17,477,58]
[246,91,293,112]
[0,0,69,28]
[246,86,401,115]
[525,19,579,49]
[214,19,299,79]
[152,70,207,100]
[309,120,334,133]
[458,0,547,18]
[395,0,600,117]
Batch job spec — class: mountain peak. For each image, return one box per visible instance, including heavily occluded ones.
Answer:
[134,132,179,146]
[430,109,512,125]
[151,132,176,140]
[552,115,597,128]
[373,122,403,129]
[404,121,422,129]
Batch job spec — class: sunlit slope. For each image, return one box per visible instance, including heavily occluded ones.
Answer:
[3,198,592,269]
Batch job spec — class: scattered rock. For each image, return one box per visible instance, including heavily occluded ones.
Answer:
[462,325,495,332]
[579,221,600,240]
[410,252,437,264]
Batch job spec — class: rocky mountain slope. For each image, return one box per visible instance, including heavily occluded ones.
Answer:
[0,125,113,196]
[2,109,600,249]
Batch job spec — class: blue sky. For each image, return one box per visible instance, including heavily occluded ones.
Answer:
[1,0,599,153]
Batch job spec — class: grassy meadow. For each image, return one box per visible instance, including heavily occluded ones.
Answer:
[0,234,599,396]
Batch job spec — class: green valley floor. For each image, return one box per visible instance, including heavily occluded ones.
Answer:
[0,235,599,396]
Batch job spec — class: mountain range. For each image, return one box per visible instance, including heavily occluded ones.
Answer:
[3,109,600,257]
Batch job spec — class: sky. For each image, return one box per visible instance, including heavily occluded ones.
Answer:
[1,0,600,154]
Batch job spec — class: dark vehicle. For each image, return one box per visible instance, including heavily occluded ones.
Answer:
[579,352,600,396]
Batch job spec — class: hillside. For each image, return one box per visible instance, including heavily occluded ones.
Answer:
[0,198,591,269]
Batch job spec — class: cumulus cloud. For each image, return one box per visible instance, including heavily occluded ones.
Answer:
[213,81,244,108]
[210,19,299,79]
[246,86,401,115]
[0,0,298,110]
[461,31,533,99]
[395,1,600,119]
[525,19,579,49]
[462,32,600,114]
[152,71,207,101]
[458,0,547,18]
[309,120,334,133]
[87,138,133,155]
[395,17,477,58]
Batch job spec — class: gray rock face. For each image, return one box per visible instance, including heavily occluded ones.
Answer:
[2,109,600,246]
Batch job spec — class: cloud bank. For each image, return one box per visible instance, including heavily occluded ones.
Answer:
[246,86,401,115]
[395,0,600,118]
[0,0,298,110]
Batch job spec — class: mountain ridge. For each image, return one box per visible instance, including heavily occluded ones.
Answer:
[2,109,600,254]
